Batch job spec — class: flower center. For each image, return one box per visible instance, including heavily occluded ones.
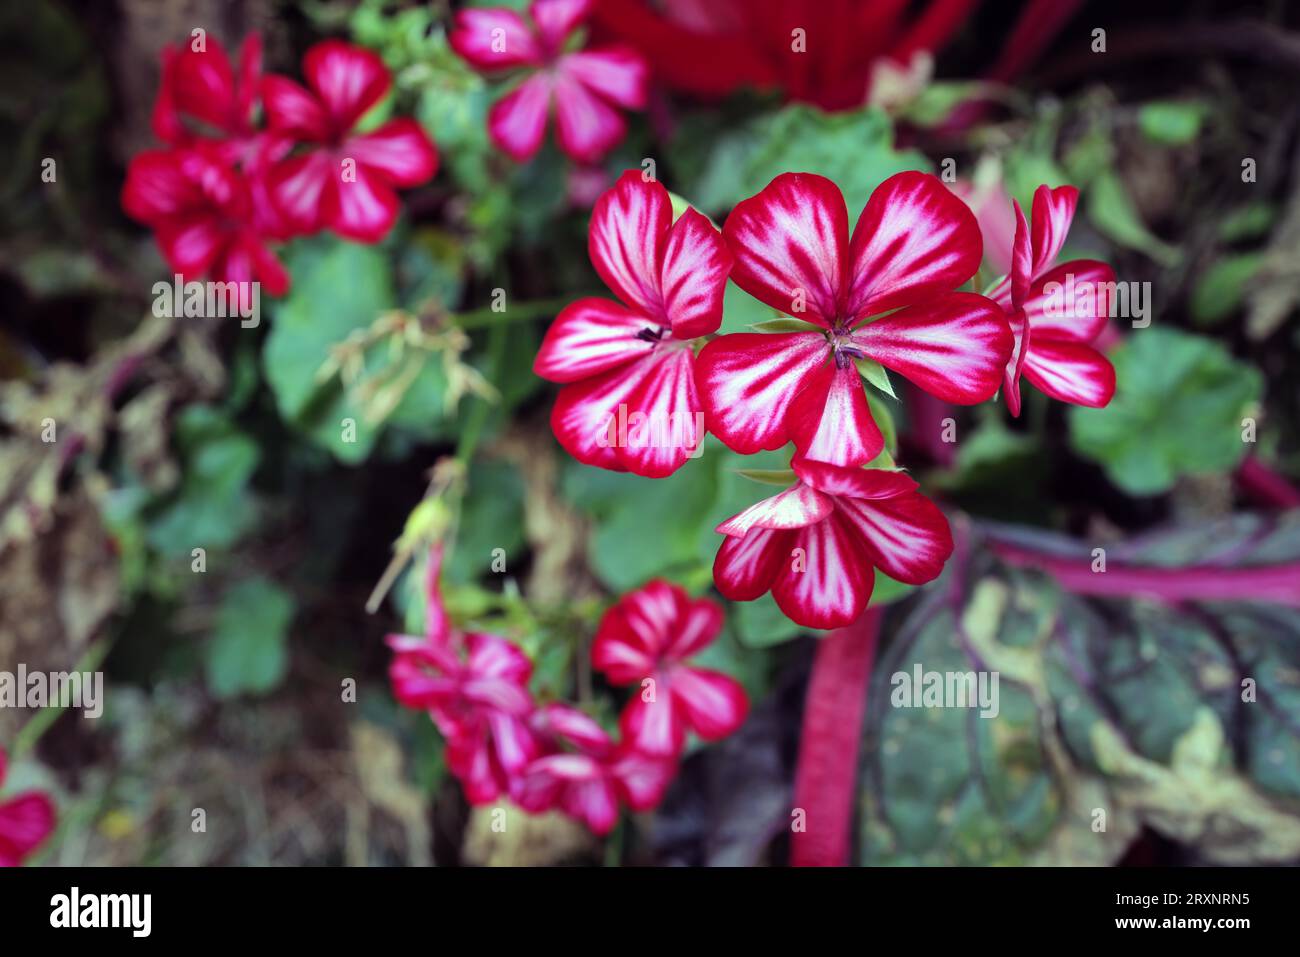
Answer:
[828,331,865,370]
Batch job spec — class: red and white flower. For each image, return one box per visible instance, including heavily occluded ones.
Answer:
[387,547,538,805]
[122,146,291,295]
[697,171,1012,468]
[534,170,732,477]
[450,0,649,163]
[262,40,438,241]
[591,580,748,756]
[713,458,953,630]
[989,184,1116,416]
[0,748,56,867]
[516,704,676,835]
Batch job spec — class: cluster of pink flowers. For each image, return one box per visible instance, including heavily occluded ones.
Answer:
[450,0,649,164]
[535,169,1115,630]
[0,748,56,867]
[388,548,747,835]
[122,34,438,295]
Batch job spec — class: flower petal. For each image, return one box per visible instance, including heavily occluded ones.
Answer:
[466,632,534,686]
[722,172,848,326]
[664,595,724,660]
[696,331,828,455]
[620,687,685,756]
[155,215,227,276]
[559,47,649,109]
[261,75,332,141]
[1030,184,1079,277]
[449,8,542,69]
[539,703,614,757]
[0,793,56,867]
[715,483,832,537]
[671,668,748,740]
[321,159,401,242]
[531,0,593,51]
[564,778,621,835]
[850,292,1012,403]
[167,37,238,134]
[303,40,391,133]
[487,73,553,162]
[610,748,676,811]
[834,491,953,585]
[1022,260,1115,343]
[713,526,791,601]
[554,69,629,163]
[588,170,671,319]
[342,118,438,188]
[534,297,654,382]
[660,207,732,339]
[791,458,919,499]
[845,170,983,320]
[266,151,334,235]
[786,359,884,467]
[122,150,201,224]
[771,512,873,630]
[1021,340,1116,408]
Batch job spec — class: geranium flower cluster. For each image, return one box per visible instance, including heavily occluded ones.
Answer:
[122,34,438,295]
[450,0,649,163]
[535,169,1115,629]
[388,548,746,835]
[0,748,56,867]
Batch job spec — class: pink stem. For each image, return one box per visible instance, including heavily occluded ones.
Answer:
[791,607,882,867]
[1236,457,1300,509]
[991,541,1300,607]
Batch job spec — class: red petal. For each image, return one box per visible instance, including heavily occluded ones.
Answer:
[531,0,594,51]
[167,36,238,134]
[539,703,613,757]
[261,75,332,141]
[0,793,56,866]
[559,47,649,109]
[620,688,685,756]
[1030,184,1079,277]
[422,544,452,644]
[321,159,401,243]
[850,292,1012,403]
[449,8,543,69]
[1022,260,1115,344]
[845,171,983,321]
[155,215,227,276]
[466,632,533,686]
[534,297,653,383]
[1021,340,1116,408]
[791,458,919,499]
[787,360,884,467]
[342,118,438,188]
[660,207,731,340]
[772,513,874,630]
[589,171,671,319]
[835,491,953,585]
[696,331,828,455]
[554,70,629,163]
[235,34,263,129]
[564,778,620,834]
[713,527,791,601]
[610,748,676,811]
[664,595,724,660]
[671,667,748,740]
[715,483,831,538]
[302,40,391,134]
[121,150,201,224]
[266,151,333,235]
[723,172,848,326]
[487,73,553,162]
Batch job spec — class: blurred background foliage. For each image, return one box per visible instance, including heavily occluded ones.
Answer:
[0,0,1298,865]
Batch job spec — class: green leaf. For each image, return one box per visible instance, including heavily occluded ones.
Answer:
[732,593,804,648]
[1068,328,1262,495]
[734,468,797,487]
[263,239,393,461]
[684,105,930,217]
[867,568,913,607]
[1138,101,1206,145]
[205,578,294,698]
[443,459,526,584]
[146,407,259,555]
[1087,171,1180,267]
[855,356,897,399]
[1190,252,1266,326]
[1217,203,1276,243]
[749,317,824,334]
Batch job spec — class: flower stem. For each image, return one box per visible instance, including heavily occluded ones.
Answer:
[452,296,575,330]
[791,607,883,867]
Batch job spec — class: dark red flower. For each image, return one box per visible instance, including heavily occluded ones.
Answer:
[262,40,438,241]
[591,580,748,755]
[122,147,291,295]
[0,748,56,867]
